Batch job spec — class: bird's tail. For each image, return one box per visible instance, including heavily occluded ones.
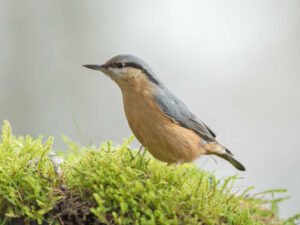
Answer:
[216,149,246,171]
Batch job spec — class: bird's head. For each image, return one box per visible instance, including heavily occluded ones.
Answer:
[83,54,161,88]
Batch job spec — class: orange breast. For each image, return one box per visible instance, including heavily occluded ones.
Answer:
[119,74,206,164]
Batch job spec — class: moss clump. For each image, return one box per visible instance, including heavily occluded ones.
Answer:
[0,121,61,224]
[62,138,285,225]
[0,121,298,225]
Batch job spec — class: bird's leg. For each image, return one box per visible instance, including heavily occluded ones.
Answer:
[137,144,144,155]
[134,144,144,159]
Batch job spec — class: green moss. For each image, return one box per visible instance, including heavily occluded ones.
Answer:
[0,121,298,225]
[0,121,61,224]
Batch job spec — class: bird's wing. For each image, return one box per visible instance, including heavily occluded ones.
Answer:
[154,88,217,142]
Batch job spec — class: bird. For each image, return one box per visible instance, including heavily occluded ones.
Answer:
[83,55,245,171]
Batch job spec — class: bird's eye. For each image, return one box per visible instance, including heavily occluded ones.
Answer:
[116,63,123,69]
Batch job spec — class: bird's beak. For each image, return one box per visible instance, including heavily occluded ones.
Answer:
[82,64,106,72]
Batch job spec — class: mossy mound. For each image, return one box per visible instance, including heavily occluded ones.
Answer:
[0,121,298,225]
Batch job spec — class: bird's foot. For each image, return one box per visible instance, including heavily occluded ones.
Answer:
[167,160,183,171]
[174,161,182,168]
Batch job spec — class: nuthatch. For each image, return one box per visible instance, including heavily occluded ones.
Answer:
[83,55,245,171]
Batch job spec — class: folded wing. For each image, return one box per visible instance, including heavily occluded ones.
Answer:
[154,87,216,142]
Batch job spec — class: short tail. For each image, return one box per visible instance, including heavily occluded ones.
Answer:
[217,150,246,171]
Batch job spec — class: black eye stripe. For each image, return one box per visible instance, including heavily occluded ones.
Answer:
[110,63,124,68]
[123,62,144,70]
[109,62,143,70]
[107,62,160,86]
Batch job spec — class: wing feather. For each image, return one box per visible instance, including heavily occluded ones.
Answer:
[154,88,216,142]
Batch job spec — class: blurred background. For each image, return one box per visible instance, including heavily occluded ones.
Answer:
[0,0,299,218]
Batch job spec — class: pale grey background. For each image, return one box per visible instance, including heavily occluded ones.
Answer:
[0,0,299,219]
